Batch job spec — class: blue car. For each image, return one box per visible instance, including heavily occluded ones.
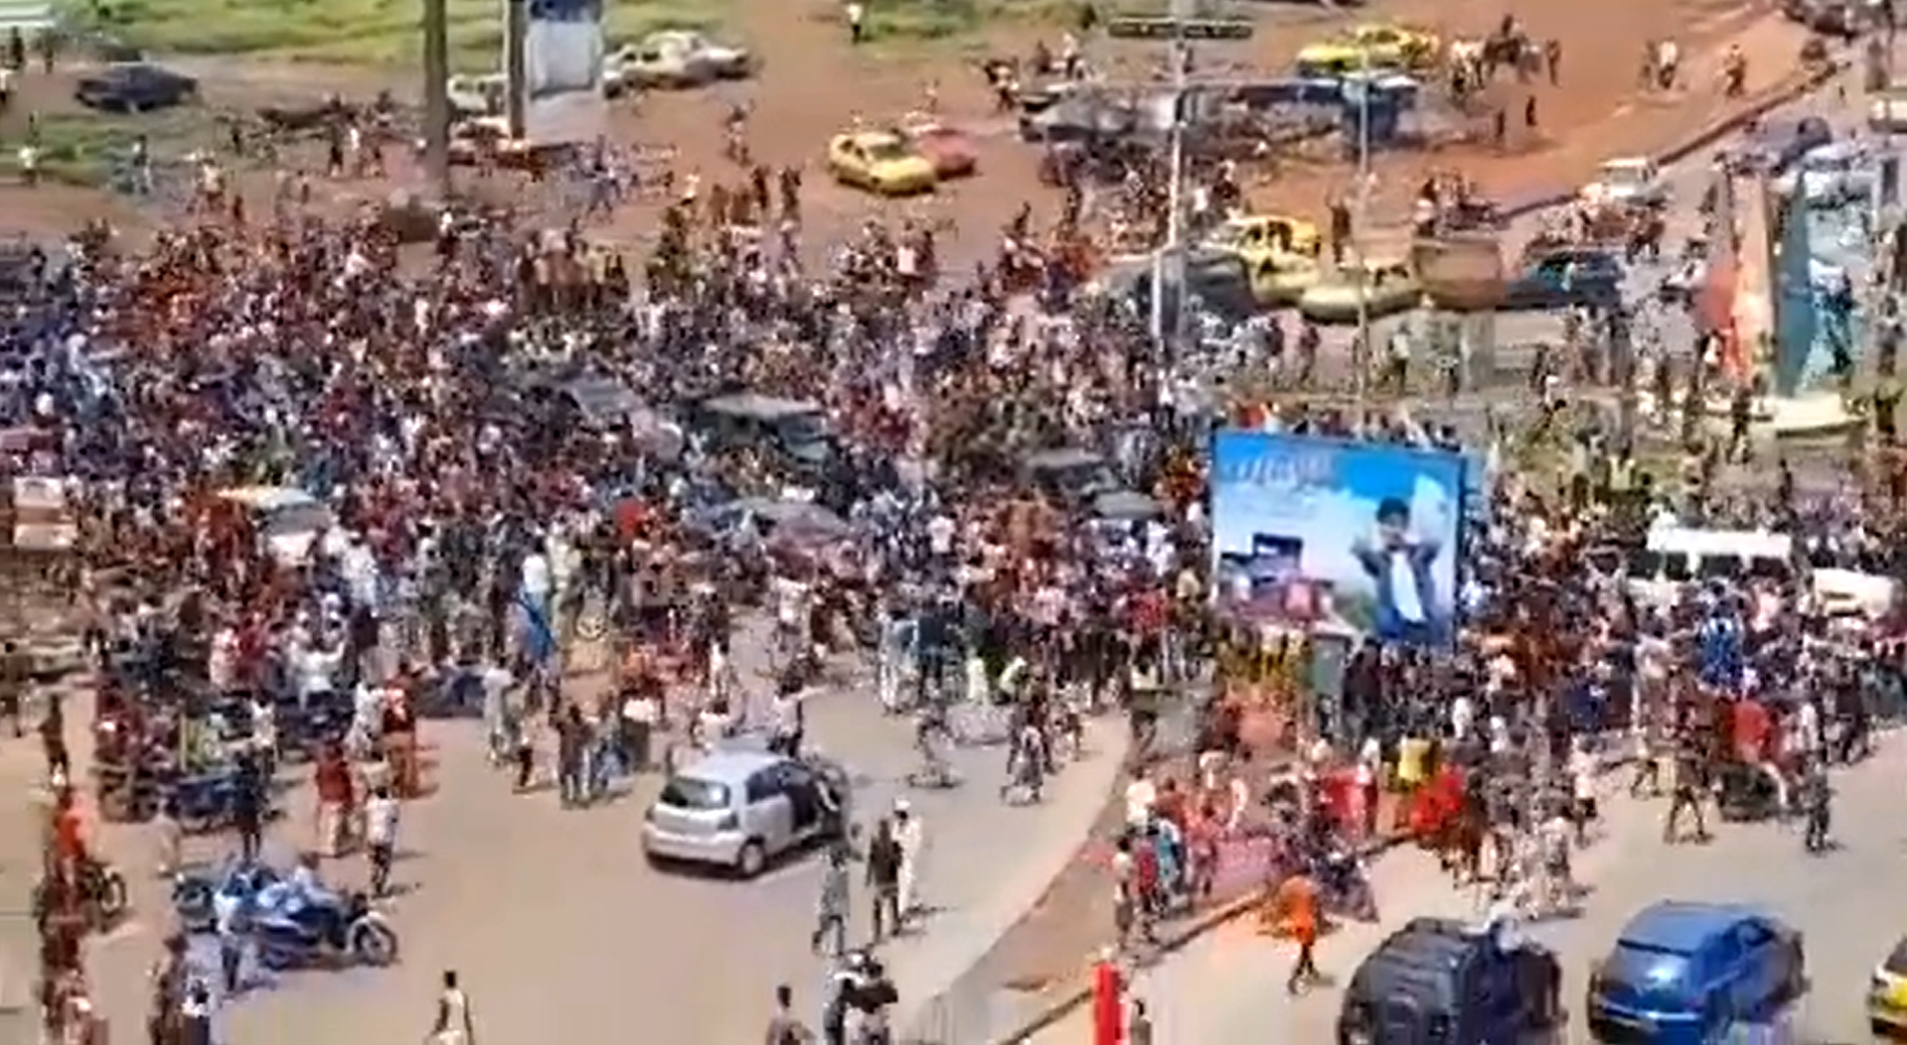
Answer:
[1503,248,1625,312]
[1587,901,1806,1043]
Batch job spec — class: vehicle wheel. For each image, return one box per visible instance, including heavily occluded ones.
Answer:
[97,870,130,921]
[172,879,213,926]
[349,919,399,966]
[735,840,767,879]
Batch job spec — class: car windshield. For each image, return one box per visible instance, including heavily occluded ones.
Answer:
[863,140,911,162]
[1604,944,1693,1002]
[1886,938,1907,974]
[773,411,827,444]
[658,776,731,810]
[1602,164,1648,186]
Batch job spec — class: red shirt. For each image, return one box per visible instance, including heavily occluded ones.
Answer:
[315,758,354,806]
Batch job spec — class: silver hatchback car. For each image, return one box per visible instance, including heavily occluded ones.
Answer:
[641,750,847,878]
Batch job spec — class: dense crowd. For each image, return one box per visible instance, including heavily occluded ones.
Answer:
[0,30,1903,1045]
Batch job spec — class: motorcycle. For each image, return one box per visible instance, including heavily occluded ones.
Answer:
[172,860,284,933]
[34,858,131,932]
[1316,850,1379,923]
[252,890,400,969]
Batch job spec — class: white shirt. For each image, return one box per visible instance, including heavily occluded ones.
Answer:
[1124,778,1157,829]
[520,552,551,600]
[363,794,399,846]
[1387,546,1427,623]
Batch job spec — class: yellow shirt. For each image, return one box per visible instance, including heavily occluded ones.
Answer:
[1398,737,1430,787]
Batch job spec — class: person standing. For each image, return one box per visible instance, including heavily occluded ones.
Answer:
[866,818,903,942]
[430,969,475,1045]
[893,800,923,927]
[811,845,851,957]
[313,742,355,858]
[363,784,400,897]
[845,0,865,44]
[764,983,815,1043]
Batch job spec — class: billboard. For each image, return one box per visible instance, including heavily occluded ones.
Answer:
[1211,431,1465,647]
[524,0,607,145]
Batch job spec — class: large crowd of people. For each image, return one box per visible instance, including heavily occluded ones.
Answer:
[0,14,1900,1045]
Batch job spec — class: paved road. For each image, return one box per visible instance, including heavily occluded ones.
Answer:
[1028,726,1907,1044]
[0,614,1127,1042]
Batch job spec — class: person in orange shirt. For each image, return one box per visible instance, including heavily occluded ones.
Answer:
[1277,873,1322,994]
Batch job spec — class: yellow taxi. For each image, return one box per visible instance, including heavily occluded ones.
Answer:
[826,130,937,196]
[1296,24,1441,76]
[1870,936,1907,1036]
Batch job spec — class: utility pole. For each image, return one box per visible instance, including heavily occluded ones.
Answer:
[421,0,451,196]
[1108,7,1253,357]
[504,0,529,141]
[1350,50,1374,406]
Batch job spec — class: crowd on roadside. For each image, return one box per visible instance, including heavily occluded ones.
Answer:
[0,39,1905,1045]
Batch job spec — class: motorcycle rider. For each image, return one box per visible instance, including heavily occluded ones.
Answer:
[823,951,898,1045]
[268,852,344,948]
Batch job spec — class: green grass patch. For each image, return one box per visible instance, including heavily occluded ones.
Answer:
[0,110,199,187]
[810,0,1085,46]
[77,0,733,68]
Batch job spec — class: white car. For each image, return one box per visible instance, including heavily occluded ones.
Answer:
[1773,141,1876,206]
[446,73,506,117]
[607,30,752,90]
[1585,156,1667,208]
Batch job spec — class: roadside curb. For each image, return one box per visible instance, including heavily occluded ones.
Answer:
[982,744,1655,1045]
[1495,60,1849,226]
[986,830,1415,1045]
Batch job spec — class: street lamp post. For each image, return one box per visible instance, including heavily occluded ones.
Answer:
[421,0,451,195]
[1108,7,1254,357]
[1351,50,1374,406]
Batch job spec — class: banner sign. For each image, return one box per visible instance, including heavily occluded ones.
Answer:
[524,0,608,146]
[1212,431,1466,648]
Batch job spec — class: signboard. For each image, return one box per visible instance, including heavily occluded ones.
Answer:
[1211,431,1466,648]
[523,0,607,146]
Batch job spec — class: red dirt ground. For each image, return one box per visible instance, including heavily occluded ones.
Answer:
[0,0,1809,257]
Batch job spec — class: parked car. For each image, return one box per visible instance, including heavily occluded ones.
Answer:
[1340,917,1562,1045]
[641,750,848,877]
[1871,87,1907,132]
[608,30,752,90]
[75,63,198,113]
[893,113,978,179]
[1503,247,1625,312]
[1726,115,1833,174]
[1295,23,1439,77]
[1867,933,1907,1036]
[1296,259,1423,324]
[688,391,839,470]
[1586,156,1668,209]
[1773,140,1878,206]
[1587,901,1806,1044]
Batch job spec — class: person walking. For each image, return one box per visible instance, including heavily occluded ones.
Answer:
[430,969,475,1045]
[893,800,923,926]
[866,817,903,942]
[363,784,400,897]
[811,845,851,957]
[764,983,815,1043]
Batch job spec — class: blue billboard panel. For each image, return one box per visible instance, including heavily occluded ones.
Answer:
[1212,431,1465,647]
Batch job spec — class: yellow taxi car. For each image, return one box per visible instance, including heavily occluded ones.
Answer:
[1295,258,1424,324]
[1204,212,1323,259]
[1869,935,1907,1036]
[1296,24,1441,76]
[826,130,937,196]
[1245,250,1320,307]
